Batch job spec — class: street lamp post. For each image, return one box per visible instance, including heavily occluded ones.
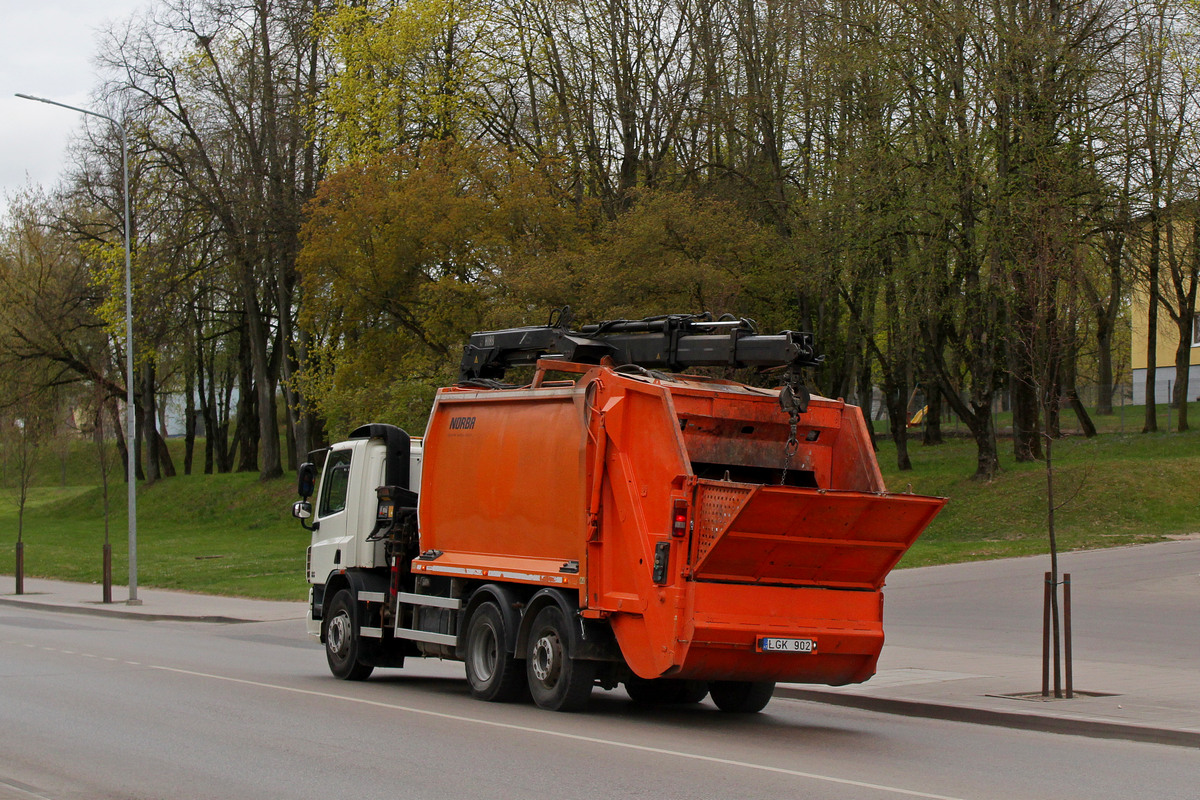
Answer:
[16,93,139,605]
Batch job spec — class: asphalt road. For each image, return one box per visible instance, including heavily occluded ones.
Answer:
[0,607,1195,800]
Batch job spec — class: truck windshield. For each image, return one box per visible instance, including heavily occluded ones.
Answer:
[319,449,353,516]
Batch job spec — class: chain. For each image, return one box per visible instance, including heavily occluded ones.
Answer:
[780,410,800,486]
[777,373,807,486]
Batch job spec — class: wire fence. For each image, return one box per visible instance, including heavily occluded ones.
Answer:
[866,383,1190,437]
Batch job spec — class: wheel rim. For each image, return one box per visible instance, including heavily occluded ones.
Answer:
[469,621,499,682]
[327,611,350,658]
[530,631,562,686]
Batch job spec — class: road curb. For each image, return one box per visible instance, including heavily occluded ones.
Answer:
[777,687,1200,750]
[0,594,258,625]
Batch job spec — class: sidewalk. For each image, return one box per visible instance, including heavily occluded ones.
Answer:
[778,644,1200,749]
[3,541,1198,748]
[0,577,305,624]
[781,540,1200,748]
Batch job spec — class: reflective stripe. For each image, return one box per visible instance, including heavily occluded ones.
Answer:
[398,592,462,610]
[395,628,457,646]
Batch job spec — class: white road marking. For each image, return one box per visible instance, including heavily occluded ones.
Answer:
[7,642,970,799]
[0,776,56,800]
[150,664,969,800]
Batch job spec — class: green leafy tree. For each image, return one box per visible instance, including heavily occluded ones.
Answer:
[512,188,784,324]
[297,141,584,435]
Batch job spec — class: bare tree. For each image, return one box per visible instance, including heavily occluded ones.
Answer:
[101,0,329,479]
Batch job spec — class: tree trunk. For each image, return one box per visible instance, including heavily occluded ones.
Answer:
[142,361,161,483]
[1170,219,1200,432]
[111,400,130,482]
[1068,391,1097,438]
[970,402,999,480]
[1173,335,1191,432]
[858,356,877,451]
[132,400,146,482]
[241,274,283,480]
[157,434,176,478]
[1095,323,1115,415]
[236,383,258,473]
[236,323,259,473]
[216,367,234,473]
[885,384,912,471]
[184,355,195,476]
[929,363,999,480]
[922,383,944,446]
[1144,216,1161,433]
[1011,373,1042,461]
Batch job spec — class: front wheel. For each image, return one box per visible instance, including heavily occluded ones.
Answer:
[709,680,774,713]
[324,589,374,681]
[525,605,595,712]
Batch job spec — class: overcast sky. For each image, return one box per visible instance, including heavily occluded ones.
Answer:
[1,0,147,216]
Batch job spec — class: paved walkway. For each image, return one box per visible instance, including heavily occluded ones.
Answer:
[0,577,305,624]
[780,540,1200,748]
[2,540,1197,747]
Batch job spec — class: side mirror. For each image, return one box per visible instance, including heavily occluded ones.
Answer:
[297,462,317,499]
[293,500,313,520]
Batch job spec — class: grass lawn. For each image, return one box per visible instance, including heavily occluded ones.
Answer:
[1,403,1197,599]
[0,442,306,600]
[877,401,1200,567]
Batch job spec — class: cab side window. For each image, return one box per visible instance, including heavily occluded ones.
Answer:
[319,449,353,517]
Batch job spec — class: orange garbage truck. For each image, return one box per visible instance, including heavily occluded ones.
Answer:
[293,312,945,712]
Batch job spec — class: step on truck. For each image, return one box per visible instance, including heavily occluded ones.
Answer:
[293,311,946,713]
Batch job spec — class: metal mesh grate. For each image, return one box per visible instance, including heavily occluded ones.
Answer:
[694,482,754,564]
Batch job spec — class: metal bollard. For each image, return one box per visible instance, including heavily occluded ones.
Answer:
[15,541,24,595]
[1042,571,1051,698]
[103,542,113,604]
[1064,573,1073,699]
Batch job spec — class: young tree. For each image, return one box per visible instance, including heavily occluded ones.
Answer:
[86,384,118,602]
[0,371,55,595]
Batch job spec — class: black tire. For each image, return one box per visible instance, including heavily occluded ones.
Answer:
[324,589,374,681]
[465,602,527,702]
[525,605,595,712]
[709,680,774,713]
[677,680,710,704]
[625,677,709,705]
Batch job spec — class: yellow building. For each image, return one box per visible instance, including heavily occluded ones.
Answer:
[1130,274,1200,405]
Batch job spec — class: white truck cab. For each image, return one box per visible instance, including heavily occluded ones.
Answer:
[300,430,422,638]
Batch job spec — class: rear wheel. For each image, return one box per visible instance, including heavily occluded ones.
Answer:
[709,680,774,713]
[625,677,708,705]
[465,602,527,702]
[324,589,374,681]
[525,605,595,712]
[678,681,710,704]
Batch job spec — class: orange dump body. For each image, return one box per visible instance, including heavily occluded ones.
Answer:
[417,364,945,686]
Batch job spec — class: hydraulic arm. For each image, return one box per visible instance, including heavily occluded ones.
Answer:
[458,310,823,384]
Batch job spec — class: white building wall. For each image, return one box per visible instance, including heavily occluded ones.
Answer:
[1131,365,1200,405]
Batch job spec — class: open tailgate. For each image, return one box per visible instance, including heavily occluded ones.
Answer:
[691,479,945,590]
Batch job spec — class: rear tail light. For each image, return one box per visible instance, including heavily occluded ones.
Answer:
[672,499,689,537]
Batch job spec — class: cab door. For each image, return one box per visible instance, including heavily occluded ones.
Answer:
[309,443,361,583]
